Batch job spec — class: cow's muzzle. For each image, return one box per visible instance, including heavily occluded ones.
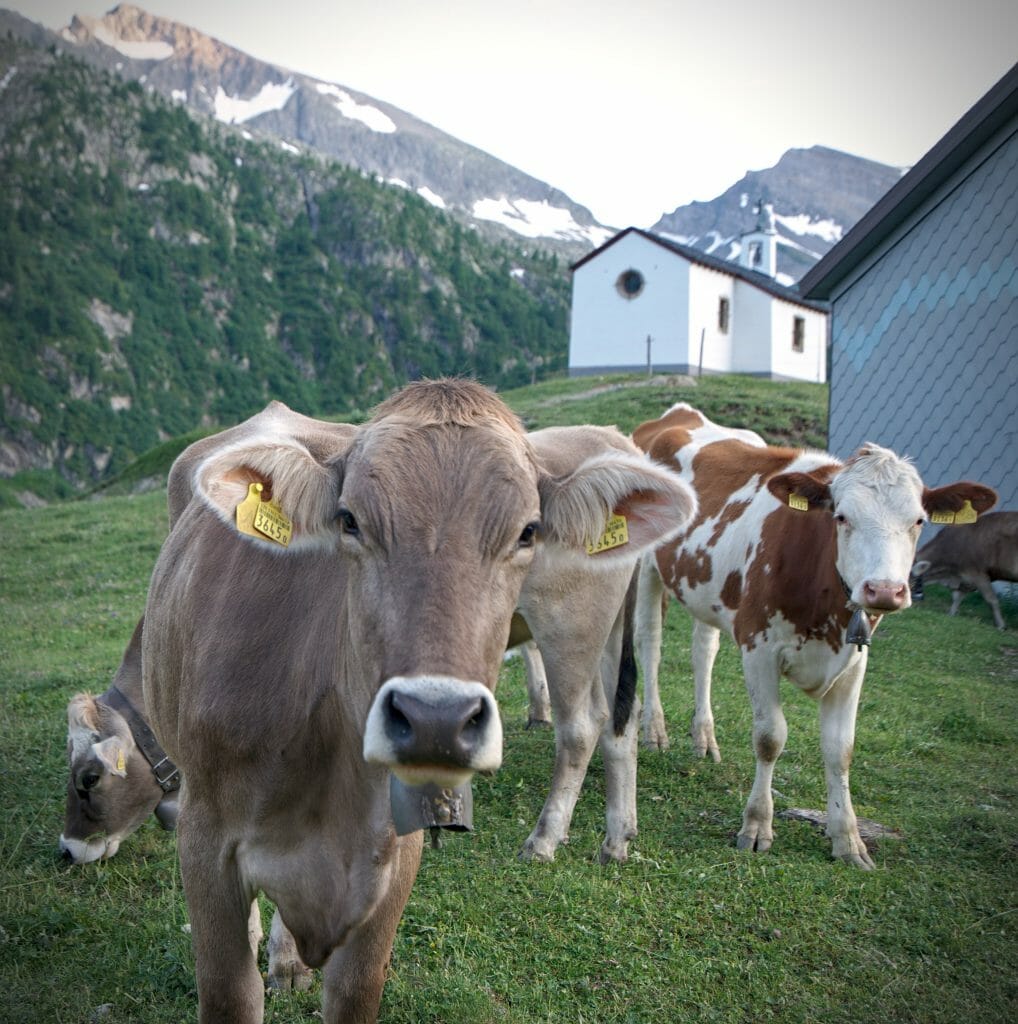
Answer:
[364,676,502,820]
[861,579,909,612]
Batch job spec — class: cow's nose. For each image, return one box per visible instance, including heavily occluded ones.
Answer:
[862,580,908,611]
[384,689,490,767]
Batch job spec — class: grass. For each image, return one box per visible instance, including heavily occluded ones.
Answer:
[2,379,1017,1023]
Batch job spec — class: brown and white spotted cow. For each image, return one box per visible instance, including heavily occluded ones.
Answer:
[142,380,693,1022]
[633,402,997,869]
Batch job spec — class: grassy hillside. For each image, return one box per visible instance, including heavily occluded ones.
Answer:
[2,384,1016,1023]
[3,373,829,506]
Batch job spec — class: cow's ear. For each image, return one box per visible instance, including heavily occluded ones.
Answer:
[922,482,997,520]
[91,735,133,778]
[768,471,832,512]
[195,435,356,549]
[68,693,100,733]
[538,452,696,567]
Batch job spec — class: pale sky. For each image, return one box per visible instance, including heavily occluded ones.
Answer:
[12,1,1018,227]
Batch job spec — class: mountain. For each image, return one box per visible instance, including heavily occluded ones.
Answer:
[0,31,570,502]
[0,3,612,256]
[651,146,904,284]
[1,6,902,282]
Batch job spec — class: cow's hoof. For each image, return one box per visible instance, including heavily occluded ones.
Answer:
[525,717,552,730]
[598,841,630,865]
[267,964,314,992]
[518,834,561,863]
[832,840,875,870]
[736,832,772,853]
[641,730,670,751]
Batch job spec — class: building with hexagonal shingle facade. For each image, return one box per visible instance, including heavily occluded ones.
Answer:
[802,63,1018,512]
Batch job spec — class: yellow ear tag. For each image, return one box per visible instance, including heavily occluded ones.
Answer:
[116,749,125,773]
[788,493,809,512]
[235,482,292,546]
[954,499,977,525]
[586,513,629,555]
[932,499,977,526]
[253,498,293,547]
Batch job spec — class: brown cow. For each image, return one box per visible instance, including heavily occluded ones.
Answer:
[142,380,693,1022]
[633,402,997,869]
[60,618,179,864]
[911,510,1018,629]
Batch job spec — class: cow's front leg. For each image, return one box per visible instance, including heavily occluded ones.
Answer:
[267,908,314,992]
[691,619,722,762]
[819,658,874,869]
[635,555,669,749]
[319,838,421,1024]
[179,810,264,1023]
[737,655,785,854]
[519,656,607,862]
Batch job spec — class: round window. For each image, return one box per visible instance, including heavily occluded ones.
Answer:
[616,269,645,299]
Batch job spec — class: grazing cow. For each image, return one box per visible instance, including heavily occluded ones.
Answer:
[142,379,693,1022]
[911,510,1018,630]
[60,618,180,864]
[633,402,997,868]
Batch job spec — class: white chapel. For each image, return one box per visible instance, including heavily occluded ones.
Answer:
[567,210,829,383]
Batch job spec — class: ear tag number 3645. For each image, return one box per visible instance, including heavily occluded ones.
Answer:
[587,514,629,555]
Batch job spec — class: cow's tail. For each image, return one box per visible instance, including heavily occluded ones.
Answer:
[612,565,640,736]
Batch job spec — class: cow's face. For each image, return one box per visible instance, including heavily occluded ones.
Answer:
[60,695,172,864]
[349,416,541,788]
[193,381,696,815]
[769,445,997,615]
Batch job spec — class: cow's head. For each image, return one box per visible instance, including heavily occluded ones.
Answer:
[768,444,996,615]
[192,381,694,830]
[60,694,177,864]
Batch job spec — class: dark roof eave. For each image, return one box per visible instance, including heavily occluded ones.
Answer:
[800,61,1018,299]
[570,226,828,312]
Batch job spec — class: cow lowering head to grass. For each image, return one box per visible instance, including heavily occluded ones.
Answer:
[60,619,179,865]
[633,402,997,869]
[141,379,693,1023]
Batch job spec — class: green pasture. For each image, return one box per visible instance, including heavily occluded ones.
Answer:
[2,377,1016,1023]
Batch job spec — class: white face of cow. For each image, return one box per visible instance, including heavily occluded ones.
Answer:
[829,447,927,613]
[769,444,999,618]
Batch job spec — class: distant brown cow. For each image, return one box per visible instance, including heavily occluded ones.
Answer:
[142,380,693,1022]
[911,510,1018,629]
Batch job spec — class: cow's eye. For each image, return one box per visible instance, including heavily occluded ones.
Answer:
[337,509,360,537]
[78,770,100,794]
[518,521,539,548]
[834,512,847,525]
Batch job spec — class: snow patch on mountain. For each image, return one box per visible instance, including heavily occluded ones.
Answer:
[416,187,446,208]
[774,212,843,243]
[314,83,396,134]
[472,197,613,245]
[214,78,296,125]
